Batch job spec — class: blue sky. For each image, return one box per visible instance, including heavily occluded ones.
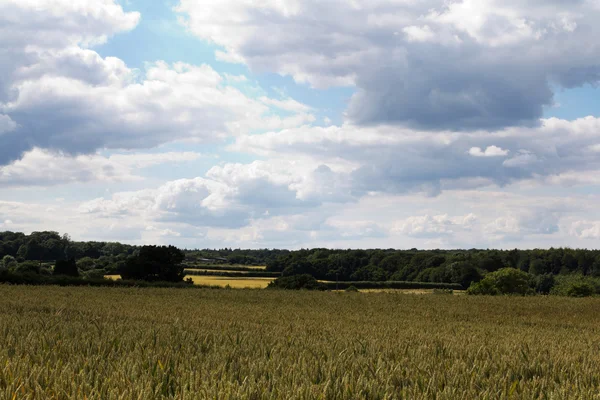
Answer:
[1,0,600,249]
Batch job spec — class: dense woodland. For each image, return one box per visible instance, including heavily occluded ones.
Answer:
[2,231,600,294]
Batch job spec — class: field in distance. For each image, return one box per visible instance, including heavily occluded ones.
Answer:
[104,274,275,288]
[1,286,599,399]
[186,275,274,289]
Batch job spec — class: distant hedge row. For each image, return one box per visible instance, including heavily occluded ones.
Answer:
[0,271,219,289]
[184,270,281,278]
[183,264,268,272]
[321,281,463,290]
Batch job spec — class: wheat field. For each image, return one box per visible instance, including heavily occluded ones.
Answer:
[185,276,274,289]
[1,286,599,399]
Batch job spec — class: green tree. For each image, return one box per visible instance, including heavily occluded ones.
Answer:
[467,268,534,296]
[54,259,79,277]
[2,255,17,269]
[120,245,185,282]
[268,274,328,291]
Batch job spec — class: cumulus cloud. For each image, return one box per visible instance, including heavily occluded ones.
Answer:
[392,214,477,238]
[0,149,202,187]
[570,221,600,239]
[0,1,314,165]
[78,159,352,228]
[469,146,509,157]
[178,0,600,130]
[231,116,600,196]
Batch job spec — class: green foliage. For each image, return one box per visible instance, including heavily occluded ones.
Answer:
[81,269,107,280]
[566,283,595,297]
[76,257,96,271]
[550,275,600,297]
[120,245,185,282]
[15,261,41,275]
[345,285,359,292]
[2,255,17,269]
[467,268,534,296]
[4,230,600,290]
[534,274,556,294]
[268,274,328,291]
[54,259,79,277]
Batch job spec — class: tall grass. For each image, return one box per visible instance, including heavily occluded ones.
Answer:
[1,286,599,399]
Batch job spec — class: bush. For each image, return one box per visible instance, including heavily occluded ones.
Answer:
[2,255,17,269]
[345,285,359,292]
[534,274,555,294]
[54,259,79,277]
[433,289,454,295]
[550,275,600,297]
[82,269,107,280]
[15,261,41,275]
[467,268,534,296]
[566,283,595,298]
[268,274,328,291]
[120,245,185,282]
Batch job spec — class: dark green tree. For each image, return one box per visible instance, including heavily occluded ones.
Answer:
[467,268,534,296]
[120,245,185,282]
[54,259,79,277]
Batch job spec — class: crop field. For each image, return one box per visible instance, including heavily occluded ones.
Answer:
[184,264,267,271]
[104,275,276,288]
[185,276,274,289]
[1,286,600,399]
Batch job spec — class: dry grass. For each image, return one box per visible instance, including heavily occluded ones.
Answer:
[1,286,600,399]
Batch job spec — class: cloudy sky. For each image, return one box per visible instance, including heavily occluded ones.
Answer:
[1,0,600,249]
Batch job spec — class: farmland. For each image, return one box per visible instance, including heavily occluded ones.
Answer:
[186,275,274,289]
[1,286,600,399]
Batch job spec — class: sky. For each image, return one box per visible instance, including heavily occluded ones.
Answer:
[1,0,600,250]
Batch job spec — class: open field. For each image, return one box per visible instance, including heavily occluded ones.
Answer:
[184,264,267,271]
[105,275,275,288]
[1,286,600,399]
[186,276,274,289]
[104,275,275,289]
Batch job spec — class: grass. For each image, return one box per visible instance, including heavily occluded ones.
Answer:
[1,286,600,399]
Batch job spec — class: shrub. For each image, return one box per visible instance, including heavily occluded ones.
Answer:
[54,259,79,277]
[345,285,359,292]
[566,283,595,298]
[82,269,107,280]
[433,289,454,295]
[268,274,328,291]
[550,275,600,297]
[467,268,534,296]
[534,274,555,294]
[2,255,17,269]
[15,261,41,275]
[120,245,185,282]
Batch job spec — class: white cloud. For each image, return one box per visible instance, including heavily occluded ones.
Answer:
[0,115,17,135]
[0,149,202,187]
[392,213,477,238]
[403,25,435,42]
[177,0,600,130]
[230,116,600,196]
[469,145,509,157]
[0,1,314,165]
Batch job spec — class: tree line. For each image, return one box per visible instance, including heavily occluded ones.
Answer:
[2,231,600,294]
